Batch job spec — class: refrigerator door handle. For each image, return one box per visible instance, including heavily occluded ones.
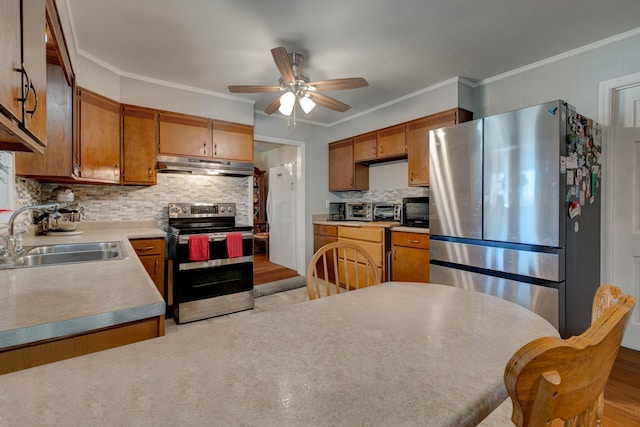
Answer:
[266,190,272,224]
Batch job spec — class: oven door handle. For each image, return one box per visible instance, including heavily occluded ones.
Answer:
[178,255,254,271]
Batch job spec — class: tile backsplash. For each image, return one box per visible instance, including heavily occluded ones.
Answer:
[338,187,428,203]
[16,174,250,231]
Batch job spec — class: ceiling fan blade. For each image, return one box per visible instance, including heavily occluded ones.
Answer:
[312,93,351,112]
[228,85,281,93]
[271,46,295,85]
[264,96,281,115]
[308,78,369,91]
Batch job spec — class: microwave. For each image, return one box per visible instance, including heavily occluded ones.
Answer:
[401,197,429,227]
[328,202,346,220]
[345,202,373,221]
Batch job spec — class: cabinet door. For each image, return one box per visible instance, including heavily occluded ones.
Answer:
[313,226,338,282]
[139,255,165,298]
[353,132,377,163]
[212,120,253,162]
[159,112,210,158]
[122,106,157,185]
[376,124,405,159]
[391,245,430,282]
[329,138,369,191]
[21,0,47,146]
[15,63,73,177]
[77,88,121,183]
[0,0,22,121]
[406,108,474,187]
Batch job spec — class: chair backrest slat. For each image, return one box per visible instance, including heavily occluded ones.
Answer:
[306,241,382,300]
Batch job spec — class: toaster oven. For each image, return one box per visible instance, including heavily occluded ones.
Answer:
[345,202,373,221]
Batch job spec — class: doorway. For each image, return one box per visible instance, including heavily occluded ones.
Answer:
[253,137,306,287]
[601,72,640,350]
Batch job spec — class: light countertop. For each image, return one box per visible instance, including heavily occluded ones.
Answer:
[313,220,429,233]
[0,222,166,349]
[0,282,557,426]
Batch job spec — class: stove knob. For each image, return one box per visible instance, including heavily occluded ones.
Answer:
[183,207,189,214]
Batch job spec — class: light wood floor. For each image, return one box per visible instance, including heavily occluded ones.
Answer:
[603,346,640,426]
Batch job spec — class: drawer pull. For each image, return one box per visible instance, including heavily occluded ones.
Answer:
[408,240,420,244]
[136,246,155,252]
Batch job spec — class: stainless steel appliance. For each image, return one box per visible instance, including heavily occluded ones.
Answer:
[401,197,429,227]
[373,203,401,222]
[345,202,373,221]
[328,202,346,220]
[429,100,602,338]
[166,202,254,324]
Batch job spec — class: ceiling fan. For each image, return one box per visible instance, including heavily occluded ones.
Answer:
[228,46,368,116]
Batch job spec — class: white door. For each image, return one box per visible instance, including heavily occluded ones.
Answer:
[267,164,296,271]
[609,82,640,350]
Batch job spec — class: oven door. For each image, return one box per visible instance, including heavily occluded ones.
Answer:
[175,260,253,303]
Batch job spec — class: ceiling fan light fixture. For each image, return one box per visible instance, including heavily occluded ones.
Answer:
[278,91,295,116]
[299,95,316,114]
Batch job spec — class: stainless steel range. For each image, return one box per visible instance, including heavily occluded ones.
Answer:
[166,202,254,324]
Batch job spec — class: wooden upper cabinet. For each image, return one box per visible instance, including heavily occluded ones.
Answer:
[0,0,22,122]
[406,108,473,187]
[15,63,73,178]
[76,88,121,183]
[158,112,211,158]
[376,124,406,160]
[122,105,157,185]
[329,138,369,192]
[0,0,48,152]
[21,0,47,147]
[353,132,377,163]
[212,120,253,163]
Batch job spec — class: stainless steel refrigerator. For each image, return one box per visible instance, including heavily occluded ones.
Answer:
[429,100,602,338]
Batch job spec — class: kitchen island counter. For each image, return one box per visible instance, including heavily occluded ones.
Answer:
[0,282,557,426]
[0,223,166,351]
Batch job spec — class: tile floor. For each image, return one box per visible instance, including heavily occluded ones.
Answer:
[164,286,310,335]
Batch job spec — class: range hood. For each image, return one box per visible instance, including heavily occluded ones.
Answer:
[157,155,253,176]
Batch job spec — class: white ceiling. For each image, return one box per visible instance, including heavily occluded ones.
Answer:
[64,0,640,126]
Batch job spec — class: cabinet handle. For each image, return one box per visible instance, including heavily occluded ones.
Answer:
[408,240,420,244]
[25,80,38,118]
[147,167,153,178]
[214,143,217,156]
[137,246,155,252]
[379,144,384,155]
[203,142,207,155]
[393,249,396,260]
[18,63,38,118]
[154,260,159,275]
[409,170,413,181]
[114,165,119,178]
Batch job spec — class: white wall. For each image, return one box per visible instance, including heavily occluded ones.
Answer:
[473,31,640,119]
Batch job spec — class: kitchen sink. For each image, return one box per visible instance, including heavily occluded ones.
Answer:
[10,241,126,268]
[25,241,120,255]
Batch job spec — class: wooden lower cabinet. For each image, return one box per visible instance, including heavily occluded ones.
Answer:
[0,316,164,375]
[130,238,165,300]
[313,224,338,282]
[338,226,387,288]
[391,231,430,282]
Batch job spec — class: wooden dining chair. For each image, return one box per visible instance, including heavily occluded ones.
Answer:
[306,241,381,300]
[503,285,635,427]
[590,284,624,426]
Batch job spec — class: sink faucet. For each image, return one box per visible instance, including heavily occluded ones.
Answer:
[1,203,59,265]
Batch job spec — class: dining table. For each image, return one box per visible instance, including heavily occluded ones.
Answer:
[0,282,558,426]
